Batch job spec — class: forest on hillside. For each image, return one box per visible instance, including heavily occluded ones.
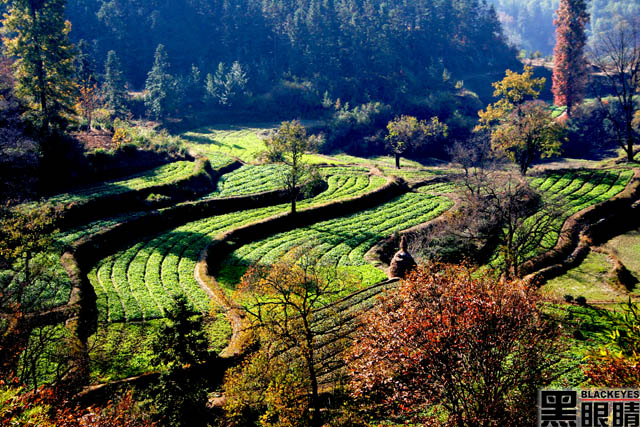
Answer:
[62,0,517,106]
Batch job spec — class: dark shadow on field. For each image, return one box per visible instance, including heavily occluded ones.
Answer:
[181,133,227,149]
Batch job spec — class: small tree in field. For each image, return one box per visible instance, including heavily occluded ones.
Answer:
[346,263,558,426]
[476,66,564,174]
[232,249,355,426]
[552,0,589,117]
[385,115,448,169]
[263,120,319,214]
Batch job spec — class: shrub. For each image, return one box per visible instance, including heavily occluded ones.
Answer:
[585,299,640,386]
[92,108,114,131]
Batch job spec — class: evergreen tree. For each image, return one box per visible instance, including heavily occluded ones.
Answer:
[181,64,203,110]
[102,50,128,117]
[144,44,173,120]
[75,39,95,89]
[205,61,248,107]
[1,0,77,133]
[552,0,590,117]
[151,296,211,427]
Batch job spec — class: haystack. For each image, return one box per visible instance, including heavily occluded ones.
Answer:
[389,235,416,278]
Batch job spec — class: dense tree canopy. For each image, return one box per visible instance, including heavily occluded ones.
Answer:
[52,0,518,108]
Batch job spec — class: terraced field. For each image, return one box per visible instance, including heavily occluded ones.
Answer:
[488,169,634,268]
[41,161,196,206]
[217,193,453,289]
[531,168,633,238]
[202,164,288,198]
[415,181,458,195]
[87,172,389,322]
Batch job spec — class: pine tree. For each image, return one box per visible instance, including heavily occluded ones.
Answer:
[552,0,590,117]
[75,39,95,89]
[151,296,211,427]
[1,0,77,133]
[103,50,128,117]
[144,44,174,120]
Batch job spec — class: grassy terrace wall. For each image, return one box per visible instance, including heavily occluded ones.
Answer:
[69,181,328,270]
[56,159,242,230]
[522,169,640,284]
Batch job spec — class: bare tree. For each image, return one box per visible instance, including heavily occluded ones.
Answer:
[418,165,564,279]
[236,248,356,426]
[448,132,501,197]
[590,19,640,162]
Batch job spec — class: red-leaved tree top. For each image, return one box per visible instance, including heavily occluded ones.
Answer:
[552,0,590,116]
[346,263,558,426]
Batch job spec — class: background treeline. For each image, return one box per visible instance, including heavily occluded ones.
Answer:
[58,0,516,113]
[488,0,640,56]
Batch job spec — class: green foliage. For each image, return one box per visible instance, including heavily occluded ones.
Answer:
[37,161,195,207]
[488,169,634,270]
[205,61,248,107]
[385,115,448,168]
[205,164,289,198]
[103,50,129,118]
[489,0,640,55]
[150,296,211,427]
[1,0,77,132]
[64,0,516,111]
[477,67,563,174]
[0,205,58,264]
[144,44,174,121]
[263,120,319,213]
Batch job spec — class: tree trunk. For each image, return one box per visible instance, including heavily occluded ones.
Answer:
[308,357,321,427]
[27,1,49,133]
[627,126,635,162]
[395,153,401,169]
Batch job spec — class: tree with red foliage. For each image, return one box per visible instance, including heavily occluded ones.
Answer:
[346,263,558,426]
[552,0,589,117]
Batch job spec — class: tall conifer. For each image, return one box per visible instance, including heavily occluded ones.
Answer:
[103,50,129,117]
[1,0,77,132]
[144,44,174,120]
[552,0,590,117]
